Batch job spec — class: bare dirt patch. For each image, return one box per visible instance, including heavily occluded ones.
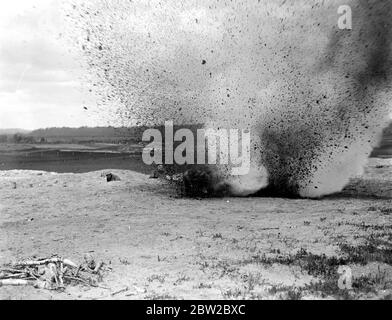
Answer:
[0,159,391,300]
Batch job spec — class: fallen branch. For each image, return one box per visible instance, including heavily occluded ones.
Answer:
[0,279,35,287]
[111,286,130,296]
[1,256,108,292]
[1,273,27,279]
[1,268,25,274]
[13,258,78,269]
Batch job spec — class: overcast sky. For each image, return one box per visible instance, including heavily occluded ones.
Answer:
[0,0,101,130]
[1,1,390,131]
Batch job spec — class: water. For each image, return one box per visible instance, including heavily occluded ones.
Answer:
[0,148,149,174]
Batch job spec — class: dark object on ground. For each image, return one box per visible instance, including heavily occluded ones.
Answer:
[149,165,165,179]
[183,168,215,198]
[149,171,159,179]
[180,166,234,198]
[106,173,121,182]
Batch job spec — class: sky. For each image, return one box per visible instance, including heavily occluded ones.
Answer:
[1,1,390,131]
[0,0,101,130]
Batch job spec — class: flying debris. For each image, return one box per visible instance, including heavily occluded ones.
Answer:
[64,0,392,198]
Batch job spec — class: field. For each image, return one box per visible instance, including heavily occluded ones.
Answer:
[0,142,391,300]
[0,143,150,174]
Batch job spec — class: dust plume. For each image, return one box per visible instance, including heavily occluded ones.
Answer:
[63,0,392,198]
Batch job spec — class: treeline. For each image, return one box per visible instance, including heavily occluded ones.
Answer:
[27,125,202,144]
[0,134,35,144]
[0,127,144,144]
[29,127,142,138]
[1,122,391,145]
[11,122,392,138]
[1,125,202,144]
[28,125,203,138]
[21,127,145,144]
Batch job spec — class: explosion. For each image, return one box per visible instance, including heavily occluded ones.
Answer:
[64,0,392,198]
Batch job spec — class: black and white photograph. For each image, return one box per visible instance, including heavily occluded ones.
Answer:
[0,0,392,303]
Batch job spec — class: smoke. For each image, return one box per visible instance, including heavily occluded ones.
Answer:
[64,0,392,198]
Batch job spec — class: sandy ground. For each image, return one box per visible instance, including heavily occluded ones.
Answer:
[0,159,391,300]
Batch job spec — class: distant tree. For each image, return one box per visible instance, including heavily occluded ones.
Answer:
[23,136,35,144]
[12,134,23,144]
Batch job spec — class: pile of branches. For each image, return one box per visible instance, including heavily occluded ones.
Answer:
[0,255,107,290]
